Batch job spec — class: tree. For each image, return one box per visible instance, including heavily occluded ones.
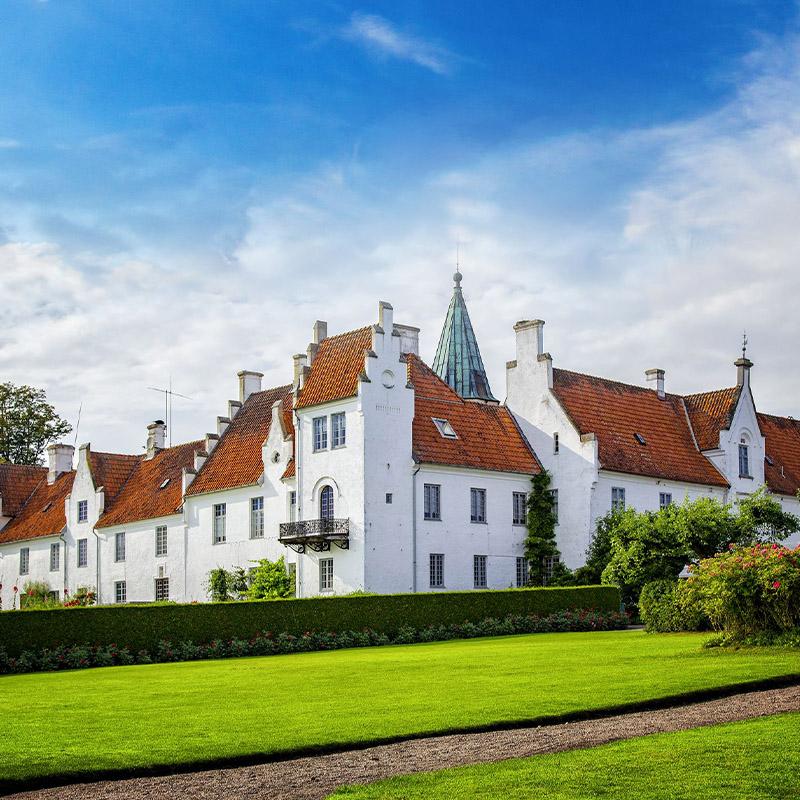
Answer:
[524,471,571,585]
[247,556,293,600]
[572,510,618,585]
[207,567,248,602]
[0,383,72,465]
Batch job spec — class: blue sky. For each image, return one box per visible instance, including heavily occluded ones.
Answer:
[2,1,799,452]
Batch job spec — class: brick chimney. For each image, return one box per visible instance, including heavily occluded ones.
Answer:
[47,444,74,485]
[146,420,166,459]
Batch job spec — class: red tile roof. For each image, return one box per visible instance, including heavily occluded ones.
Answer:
[408,354,540,475]
[186,384,293,496]
[684,387,741,451]
[758,412,800,497]
[0,471,74,543]
[551,369,728,487]
[96,441,203,528]
[0,464,47,518]
[296,327,373,408]
[87,451,140,513]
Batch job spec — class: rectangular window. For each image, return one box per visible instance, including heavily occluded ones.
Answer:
[155,525,168,556]
[115,531,126,562]
[250,497,264,539]
[386,492,393,504]
[313,416,328,451]
[429,553,444,588]
[611,486,626,511]
[20,547,29,575]
[739,443,750,477]
[543,555,560,586]
[289,491,297,522]
[470,488,487,523]
[331,412,346,448]
[213,503,226,544]
[155,577,169,602]
[516,557,529,588]
[473,554,487,588]
[115,581,126,604]
[47,590,59,603]
[659,492,672,510]
[77,500,88,523]
[550,488,559,524]
[77,538,88,568]
[319,558,334,592]
[50,542,60,572]
[424,484,441,520]
[512,492,527,525]
[553,432,560,454]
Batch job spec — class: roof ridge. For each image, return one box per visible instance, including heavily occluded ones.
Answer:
[683,386,738,400]
[554,367,671,396]
[758,410,800,424]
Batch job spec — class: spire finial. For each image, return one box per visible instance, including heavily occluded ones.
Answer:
[453,241,462,288]
[742,330,748,359]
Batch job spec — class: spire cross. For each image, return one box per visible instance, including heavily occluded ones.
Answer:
[742,331,748,359]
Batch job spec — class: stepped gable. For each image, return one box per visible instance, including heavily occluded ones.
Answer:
[186,384,293,496]
[551,368,728,487]
[96,440,204,527]
[408,353,539,475]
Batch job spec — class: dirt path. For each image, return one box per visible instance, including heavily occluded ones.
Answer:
[10,685,800,800]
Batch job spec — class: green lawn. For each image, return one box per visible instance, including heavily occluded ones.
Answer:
[1,630,798,791]
[330,712,800,799]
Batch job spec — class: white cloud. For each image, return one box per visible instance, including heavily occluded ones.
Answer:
[342,13,455,75]
[0,139,21,149]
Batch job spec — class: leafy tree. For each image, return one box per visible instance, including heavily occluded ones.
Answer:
[524,471,571,585]
[572,511,618,585]
[0,383,72,465]
[208,567,236,602]
[247,556,293,600]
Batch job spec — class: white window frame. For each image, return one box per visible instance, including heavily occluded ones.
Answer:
[50,542,60,572]
[739,441,751,478]
[289,490,297,522]
[77,538,88,568]
[543,555,560,586]
[319,558,334,592]
[429,553,444,588]
[424,483,441,521]
[115,580,127,604]
[473,554,487,588]
[550,488,559,524]
[331,412,346,448]
[432,417,458,439]
[470,488,487,523]
[213,503,226,544]
[20,547,29,575]
[516,556,529,587]
[611,486,626,511]
[154,577,169,602]
[513,492,527,525]
[659,492,672,510]
[155,525,168,557]
[250,497,264,539]
[320,485,335,520]
[313,416,328,451]
[77,499,88,523]
[115,531,126,563]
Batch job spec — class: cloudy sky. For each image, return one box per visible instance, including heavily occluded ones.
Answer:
[2,1,799,455]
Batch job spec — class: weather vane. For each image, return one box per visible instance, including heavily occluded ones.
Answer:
[742,331,748,359]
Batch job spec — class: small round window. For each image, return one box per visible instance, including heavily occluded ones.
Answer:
[382,370,395,388]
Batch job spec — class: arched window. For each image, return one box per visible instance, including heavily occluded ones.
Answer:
[320,485,334,521]
[739,436,751,478]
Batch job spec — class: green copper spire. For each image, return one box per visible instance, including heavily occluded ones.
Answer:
[432,270,497,403]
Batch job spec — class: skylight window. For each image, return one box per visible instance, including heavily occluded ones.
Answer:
[41,502,52,513]
[634,433,647,446]
[159,478,171,490]
[432,418,458,439]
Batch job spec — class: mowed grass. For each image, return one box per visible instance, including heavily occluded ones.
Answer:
[1,630,799,789]
[330,712,800,799]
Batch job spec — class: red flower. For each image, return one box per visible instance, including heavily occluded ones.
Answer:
[773,581,781,589]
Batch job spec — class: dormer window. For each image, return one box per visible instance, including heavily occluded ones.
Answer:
[432,418,457,439]
[77,500,88,523]
[634,433,646,446]
[159,478,170,490]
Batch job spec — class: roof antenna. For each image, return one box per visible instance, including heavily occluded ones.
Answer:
[73,402,82,446]
[741,330,748,359]
[147,380,192,447]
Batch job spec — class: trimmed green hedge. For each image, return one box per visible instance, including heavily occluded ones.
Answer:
[0,586,619,657]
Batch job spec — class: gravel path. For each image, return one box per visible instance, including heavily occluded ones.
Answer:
[10,685,800,800]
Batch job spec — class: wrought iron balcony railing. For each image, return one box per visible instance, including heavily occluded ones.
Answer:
[279,518,349,553]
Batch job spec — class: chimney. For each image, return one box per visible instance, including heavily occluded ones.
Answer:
[394,324,420,356]
[646,368,666,400]
[378,301,394,332]
[238,370,263,403]
[312,320,328,345]
[293,353,308,390]
[47,444,74,485]
[514,319,545,360]
[146,420,166,459]
[735,356,753,389]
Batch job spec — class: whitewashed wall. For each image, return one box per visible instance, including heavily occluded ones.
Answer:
[0,535,62,608]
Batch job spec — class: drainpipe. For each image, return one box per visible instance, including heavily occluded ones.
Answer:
[59,530,68,600]
[93,528,101,605]
[411,464,420,593]
[294,408,303,597]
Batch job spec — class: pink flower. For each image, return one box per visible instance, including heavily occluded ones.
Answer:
[773,581,781,589]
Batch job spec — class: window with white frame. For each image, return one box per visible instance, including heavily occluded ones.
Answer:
[115,581,126,604]
[516,557,529,587]
[432,418,458,439]
[739,439,751,477]
[155,577,169,601]
[331,412,346,448]
[50,542,60,571]
[659,492,672,510]
[319,558,334,592]
[289,490,297,522]
[47,590,59,603]
[429,553,444,588]
[115,532,126,562]
[553,432,560,454]
[543,555,560,586]
[320,486,334,520]
[213,503,226,543]
[513,492,527,525]
[550,488,559,524]
[313,416,328,451]
[424,484,441,520]
[155,525,168,557]
[77,499,88,523]
[77,538,88,568]
[250,497,264,539]
[473,554,487,588]
[470,488,487,523]
[611,486,626,511]
[20,547,29,575]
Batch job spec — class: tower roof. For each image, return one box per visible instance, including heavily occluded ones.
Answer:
[432,271,497,402]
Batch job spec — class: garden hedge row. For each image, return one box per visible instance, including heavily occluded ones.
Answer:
[0,585,619,657]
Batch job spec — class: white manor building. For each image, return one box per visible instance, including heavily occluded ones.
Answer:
[1,272,798,606]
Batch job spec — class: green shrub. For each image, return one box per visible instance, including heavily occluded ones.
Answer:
[247,556,292,600]
[0,585,619,657]
[19,581,60,611]
[639,579,708,632]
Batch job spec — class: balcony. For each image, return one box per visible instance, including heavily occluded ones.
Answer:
[279,518,350,553]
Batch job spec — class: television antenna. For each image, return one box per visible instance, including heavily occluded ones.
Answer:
[147,378,192,447]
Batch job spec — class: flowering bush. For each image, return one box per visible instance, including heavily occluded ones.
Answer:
[0,608,629,675]
[63,587,96,607]
[680,543,800,638]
